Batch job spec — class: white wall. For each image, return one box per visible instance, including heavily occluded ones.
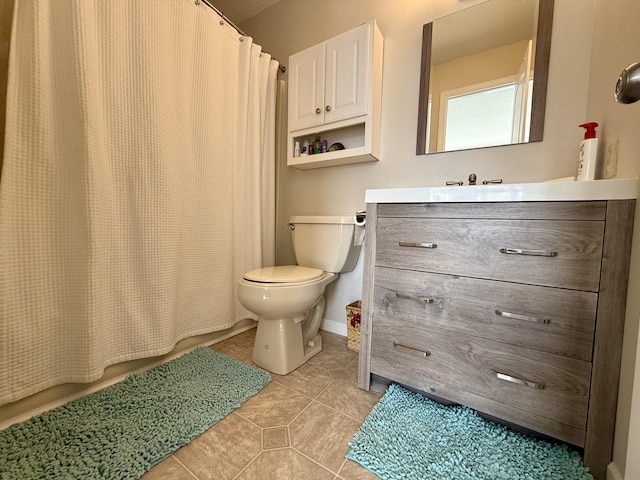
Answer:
[585,0,640,476]
[241,0,640,475]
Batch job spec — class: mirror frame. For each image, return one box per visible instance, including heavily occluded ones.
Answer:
[416,0,554,155]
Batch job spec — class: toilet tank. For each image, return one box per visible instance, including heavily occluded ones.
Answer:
[290,215,361,273]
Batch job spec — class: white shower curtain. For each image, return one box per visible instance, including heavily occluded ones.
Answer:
[0,0,278,405]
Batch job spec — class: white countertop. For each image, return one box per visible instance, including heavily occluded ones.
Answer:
[365,178,639,204]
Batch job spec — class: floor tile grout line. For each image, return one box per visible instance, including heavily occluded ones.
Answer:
[291,444,345,477]
[171,454,201,480]
[260,444,291,452]
[230,442,265,480]
[234,409,268,430]
[313,392,375,424]
[273,375,331,402]
[333,458,348,480]
[286,395,322,428]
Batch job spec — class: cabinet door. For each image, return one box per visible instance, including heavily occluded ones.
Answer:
[324,23,368,124]
[288,43,325,131]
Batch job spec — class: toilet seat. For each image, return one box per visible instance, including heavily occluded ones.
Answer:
[243,265,324,285]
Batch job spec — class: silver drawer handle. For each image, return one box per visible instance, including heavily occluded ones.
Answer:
[396,292,434,304]
[500,247,558,257]
[399,242,438,249]
[394,341,430,357]
[495,309,550,324]
[493,370,545,390]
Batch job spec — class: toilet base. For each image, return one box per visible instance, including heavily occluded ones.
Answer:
[252,318,323,375]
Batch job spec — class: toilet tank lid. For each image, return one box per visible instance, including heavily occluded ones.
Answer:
[244,266,324,283]
[289,215,354,225]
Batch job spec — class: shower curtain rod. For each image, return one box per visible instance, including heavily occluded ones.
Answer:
[197,0,287,73]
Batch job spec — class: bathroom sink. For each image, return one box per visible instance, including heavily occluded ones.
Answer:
[365,178,638,204]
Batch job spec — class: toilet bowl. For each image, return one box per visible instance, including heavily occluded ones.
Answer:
[237,216,360,375]
[239,267,337,375]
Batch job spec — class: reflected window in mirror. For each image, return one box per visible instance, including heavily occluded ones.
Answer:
[416,0,554,155]
[443,79,519,151]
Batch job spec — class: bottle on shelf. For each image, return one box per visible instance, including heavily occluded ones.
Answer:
[313,135,322,154]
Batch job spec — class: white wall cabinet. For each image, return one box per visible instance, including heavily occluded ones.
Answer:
[287,20,383,170]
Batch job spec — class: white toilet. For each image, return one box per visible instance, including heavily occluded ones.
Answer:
[238,215,361,375]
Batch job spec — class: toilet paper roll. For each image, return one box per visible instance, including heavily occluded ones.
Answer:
[353,210,366,246]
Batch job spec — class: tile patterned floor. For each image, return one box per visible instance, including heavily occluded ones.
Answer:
[141,329,382,480]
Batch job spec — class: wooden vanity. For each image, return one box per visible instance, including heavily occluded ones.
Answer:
[357,179,637,480]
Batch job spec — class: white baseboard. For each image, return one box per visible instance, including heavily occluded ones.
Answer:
[321,317,347,337]
[608,461,624,480]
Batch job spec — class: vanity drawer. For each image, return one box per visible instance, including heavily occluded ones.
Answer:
[370,315,591,430]
[373,266,597,361]
[376,218,604,291]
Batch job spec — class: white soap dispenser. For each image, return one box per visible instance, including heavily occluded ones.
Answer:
[576,122,598,181]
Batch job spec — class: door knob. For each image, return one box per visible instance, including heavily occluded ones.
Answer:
[615,61,640,104]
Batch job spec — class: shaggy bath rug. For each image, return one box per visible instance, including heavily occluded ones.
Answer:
[347,384,593,480]
[0,347,271,479]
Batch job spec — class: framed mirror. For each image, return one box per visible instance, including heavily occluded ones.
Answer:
[416,0,554,154]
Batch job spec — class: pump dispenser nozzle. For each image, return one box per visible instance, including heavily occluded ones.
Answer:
[579,122,599,139]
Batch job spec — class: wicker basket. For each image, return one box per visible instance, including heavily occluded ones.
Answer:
[346,300,362,352]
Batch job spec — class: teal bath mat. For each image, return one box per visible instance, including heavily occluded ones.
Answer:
[0,347,271,479]
[347,384,593,480]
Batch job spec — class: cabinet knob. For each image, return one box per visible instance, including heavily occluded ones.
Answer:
[315,108,321,114]
[325,105,331,112]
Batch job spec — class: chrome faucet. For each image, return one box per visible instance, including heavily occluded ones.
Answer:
[482,178,503,185]
[445,175,503,186]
